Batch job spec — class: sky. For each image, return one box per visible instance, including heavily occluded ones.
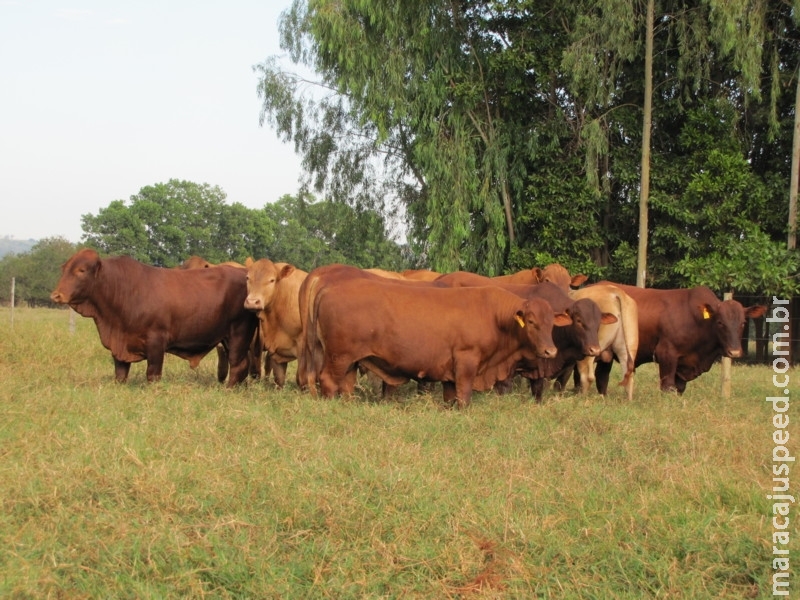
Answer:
[1,0,304,242]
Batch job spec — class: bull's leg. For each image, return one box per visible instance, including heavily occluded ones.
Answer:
[576,357,596,394]
[451,352,480,408]
[216,345,229,383]
[441,382,458,407]
[113,358,131,383]
[493,376,514,395]
[675,377,687,395]
[554,367,572,392]
[296,349,309,391]
[145,346,165,383]
[249,330,263,379]
[226,318,259,387]
[319,356,353,398]
[340,367,358,395]
[654,351,679,392]
[270,357,288,388]
[529,377,546,403]
[594,360,613,395]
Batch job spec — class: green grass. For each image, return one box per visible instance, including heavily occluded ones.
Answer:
[0,307,795,598]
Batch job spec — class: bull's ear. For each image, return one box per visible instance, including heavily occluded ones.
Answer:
[700,304,714,320]
[532,267,544,283]
[600,312,618,324]
[245,257,254,268]
[570,274,588,288]
[745,304,767,319]
[514,311,526,328]
[553,312,572,327]
[278,264,295,281]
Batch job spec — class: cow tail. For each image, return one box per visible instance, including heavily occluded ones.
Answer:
[303,275,324,392]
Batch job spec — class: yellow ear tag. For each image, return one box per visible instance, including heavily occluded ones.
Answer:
[702,307,711,320]
[515,314,526,328]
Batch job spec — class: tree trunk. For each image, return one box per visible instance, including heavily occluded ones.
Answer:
[789,64,800,250]
[636,0,654,288]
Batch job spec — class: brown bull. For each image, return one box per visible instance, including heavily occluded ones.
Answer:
[595,283,765,393]
[51,249,257,386]
[311,274,570,408]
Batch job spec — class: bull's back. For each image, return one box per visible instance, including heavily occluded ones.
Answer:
[318,281,515,360]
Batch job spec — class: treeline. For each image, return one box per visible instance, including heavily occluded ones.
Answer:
[0,180,406,307]
[256,0,800,297]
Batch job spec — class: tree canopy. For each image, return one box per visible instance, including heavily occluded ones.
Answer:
[0,181,406,307]
[79,180,405,272]
[255,0,800,296]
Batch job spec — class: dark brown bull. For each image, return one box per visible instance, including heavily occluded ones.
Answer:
[595,283,765,393]
[310,274,570,408]
[177,255,261,382]
[492,282,616,401]
[51,249,258,386]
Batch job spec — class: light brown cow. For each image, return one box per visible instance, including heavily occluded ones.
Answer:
[438,263,587,292]
[568,284,639,401]
[244,257,308,387]
[539,264,588,290]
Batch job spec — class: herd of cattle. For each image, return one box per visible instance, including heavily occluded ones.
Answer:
[50,248,767,407]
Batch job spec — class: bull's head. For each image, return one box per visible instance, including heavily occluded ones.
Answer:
[244,259,294,311]
[50,248,101,307]
[703,300,766,358]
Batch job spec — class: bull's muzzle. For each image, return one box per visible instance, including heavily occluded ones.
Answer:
[50,290,65,304]
[244,297,262,311]
[726,348,743,359]
[539,346,558,359]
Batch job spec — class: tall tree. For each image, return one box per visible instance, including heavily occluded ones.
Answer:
[258,0,559,273]
[259,0,796,284]
[636,0,654,287]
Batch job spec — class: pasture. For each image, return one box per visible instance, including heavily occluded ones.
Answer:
[0,307,794,598]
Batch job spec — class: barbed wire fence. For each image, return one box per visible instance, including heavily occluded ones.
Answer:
[737,295,800,365]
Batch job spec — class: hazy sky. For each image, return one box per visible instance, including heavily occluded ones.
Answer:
[1,0,304,242]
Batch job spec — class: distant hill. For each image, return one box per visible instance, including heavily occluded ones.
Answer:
[0,237,37,258]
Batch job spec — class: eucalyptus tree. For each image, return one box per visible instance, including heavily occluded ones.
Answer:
[561,0,789,286]
[257,0,565,274]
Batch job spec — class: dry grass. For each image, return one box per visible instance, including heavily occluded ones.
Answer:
[0,307,795,598]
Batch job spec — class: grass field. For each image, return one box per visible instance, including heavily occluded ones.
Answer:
[0,307,796,598]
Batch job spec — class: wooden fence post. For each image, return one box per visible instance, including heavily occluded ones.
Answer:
[10,277,15,331]
[721,291,733,399]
